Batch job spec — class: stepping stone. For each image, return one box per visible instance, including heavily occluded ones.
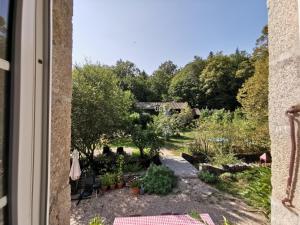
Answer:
[160,155,198,178]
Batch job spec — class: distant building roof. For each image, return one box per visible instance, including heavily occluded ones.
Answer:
[136,102,189,110]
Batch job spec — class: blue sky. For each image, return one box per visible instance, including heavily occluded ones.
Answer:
[73,0,268,74]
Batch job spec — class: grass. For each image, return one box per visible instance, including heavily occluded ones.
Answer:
[212,166,271,217]
[110,129,199,156]
[110,136,137,148]
[162,129,198,156]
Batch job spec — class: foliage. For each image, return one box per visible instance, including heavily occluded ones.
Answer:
[198,171,219,184]
[200,51,253,110]
[215,167,271,216]
[101,174,112,187]
[71,63,134,172]
[174,105,194,130]
[131,125,161,157]
[153,113,180,140]
[116,155,124,182]
[143,164,177,195]
[168,58,206,107]
[130,178,143,188]
[196,109,268,154]
[89,216,104,225]
[149,60,178,101]
[237,26,270,151]
[188,134,212,159]
[123,163,144,173]
[212,152,240,167]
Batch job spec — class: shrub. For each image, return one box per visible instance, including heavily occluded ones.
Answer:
[123,162,144,173]
[219,172,236,182]
[188,135,212,160]
[89,216,104,225]
[153,113,180,139]
[130,179,142,188]
[107,173,117,185]
[131,125,161,158]
[212,152,241,166]
[198,171,219,184]
[143,164,177,195]
[100,174,111,187]
[116,155,124,182]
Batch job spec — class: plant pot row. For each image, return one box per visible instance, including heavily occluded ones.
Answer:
[101,181,125,192]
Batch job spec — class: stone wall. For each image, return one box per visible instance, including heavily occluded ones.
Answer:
[49,0,73,225]
[268,0,300,224]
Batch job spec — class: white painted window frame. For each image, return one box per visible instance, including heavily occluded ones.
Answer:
[9,0,51,225]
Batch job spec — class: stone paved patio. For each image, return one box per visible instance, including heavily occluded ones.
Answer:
[160,155,198,178]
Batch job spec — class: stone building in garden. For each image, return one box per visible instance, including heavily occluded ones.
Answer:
[0,0,299,224]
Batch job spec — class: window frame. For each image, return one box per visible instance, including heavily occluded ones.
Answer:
[9,0,51,224]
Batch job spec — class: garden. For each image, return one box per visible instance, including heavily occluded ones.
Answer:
[70,26,271,225]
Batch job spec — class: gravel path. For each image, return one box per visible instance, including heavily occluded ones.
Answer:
[71,178,269,225]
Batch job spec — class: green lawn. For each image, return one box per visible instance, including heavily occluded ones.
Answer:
[162,129,198,156]
[110,129,198,156]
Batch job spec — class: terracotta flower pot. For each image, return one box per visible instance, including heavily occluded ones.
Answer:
[117,182,124,189]
[110,184,116,190]
[101,186,108,192]
[131,187,140,195]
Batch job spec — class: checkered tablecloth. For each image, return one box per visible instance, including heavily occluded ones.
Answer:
[113,214,215,225]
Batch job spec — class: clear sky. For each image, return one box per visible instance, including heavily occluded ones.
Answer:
[73,0,268,74]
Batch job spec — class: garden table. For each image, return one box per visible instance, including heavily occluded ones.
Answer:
[113,214,215,225]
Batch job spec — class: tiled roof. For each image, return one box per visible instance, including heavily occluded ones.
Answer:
[136,102,188,110]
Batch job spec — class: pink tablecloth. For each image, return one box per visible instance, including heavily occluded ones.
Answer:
[113,214,215,225]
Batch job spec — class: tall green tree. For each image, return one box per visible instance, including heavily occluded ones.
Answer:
[237,25,269,150]
[71,63,134,170]
[168,57,206,107]
[200,51,253,110]
[237,26,269,122]
[149,60,178,101]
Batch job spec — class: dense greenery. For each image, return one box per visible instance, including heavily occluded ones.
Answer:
[71,25,270,181]
[142,164,177,195]
[215,167,271,216]
[198,167,271,216]
[71,64,134,172]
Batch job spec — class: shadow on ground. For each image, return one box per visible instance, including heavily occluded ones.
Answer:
[71,178,269,225]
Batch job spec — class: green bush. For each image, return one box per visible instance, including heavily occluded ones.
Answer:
[89,216,104,225]
[123,163,144,173]
[143,164,177,195]
[100,174,111,187]
[198,171,219,184]
[196,109,269,155]
[153,113,179,140]
[130,179,142,188]
[212,152,241,166]
[188,135,212,159]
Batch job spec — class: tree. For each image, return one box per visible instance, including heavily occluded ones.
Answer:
[200,52,253,110]
[71,63,133,171]
[131,125,160,158]
[168,58,206,107]
[237,25,270,150]
[149,60,178,101]
[237,25,269,122]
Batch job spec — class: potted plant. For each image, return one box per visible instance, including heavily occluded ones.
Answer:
[117,174,124,188]
[108,173,117,190]
[130,179,142,195]
[117,155,125,188]
[100,174,110,191]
